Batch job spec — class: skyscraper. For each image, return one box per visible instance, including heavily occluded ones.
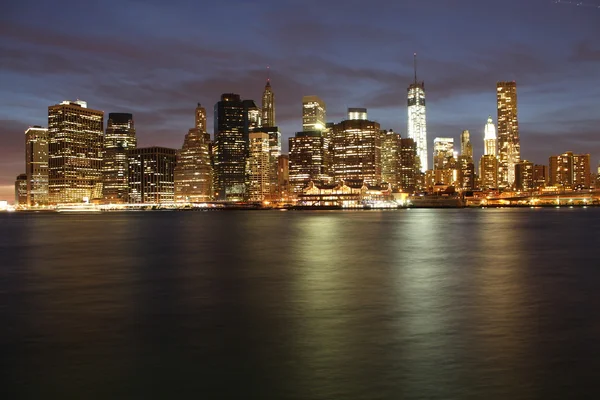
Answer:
[25,126,48,206]
[399,138,418,193]
[48,100,104,204]
[407,54,427,172]
[549,152,591,189]
[102,113,136,203]
[460,130,473,161]
[484,116,497,157]
[261,76,275,127]
[213,93,248,200]
[433,137,454,170]
[15,174,27,206]
[289,131,325,194]
[277,154,290,199]
[174,104,213,202]
[497,82,520,188]
[247,132,271,201]
[128,147,176,203]
[332,109,382,185]
[302,96,326,132]
[252,126,281,199]
[381,130,401,190]
[514,160,534,192]
[479,155,499,190]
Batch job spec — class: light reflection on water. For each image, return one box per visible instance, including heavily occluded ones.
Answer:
[1,209,600,399]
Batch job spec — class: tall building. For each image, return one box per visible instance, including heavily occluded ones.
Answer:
[497,82,520,188]
[407,54,427,172]
[174,104,213,202]
[399,138,418,193]
[289,131,325,194]
[48,100,104,204]
[102,113,136,203]
[247,132,271,201]
[460,130,473,161]
[213,93,248,201]
[433,137,454,170]
[252,126,281,199]
[533,164,548,189]
[302,96,326,132]
[332,109,382,185]
[381,130,401,190]
[548,152,590,189]
[128,147,176,203]
[277,154,290,199]
[25,126,49,206]
[457,155,475,190]
[479,155,499,190]
[484,116,497,157]
[15,174,27,206]
[261,77,275,127]
[514,160,534,192]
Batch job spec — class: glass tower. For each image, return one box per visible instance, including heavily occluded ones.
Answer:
[497,82,520,188]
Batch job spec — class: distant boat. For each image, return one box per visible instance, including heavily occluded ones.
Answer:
[55,203,101,213]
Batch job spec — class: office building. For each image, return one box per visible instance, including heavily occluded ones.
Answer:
[302,96,326,132]
[25,126,48,206]
[102,113,136,203]
[332,109,382,185]
[433,137,454,170]
[381,130,401,190]
[497,82,520,188]
[484,116,497,157]
[213,93,248,201]
[174,104,213,202]
[48,100,104,204]
[533,164,548,189]
[248,132,271,201]
[289,131,325,194]
[399,138,418,193]
[479,154,499,190]
[277,154,290,199]
[128,147,176,203]
[252,126,281,199]
[460,130,473,161]
[407,54,427,172]
[15,174,27,206]
[457,155,475,190]
[549,152,591,189]
[514,160,534,192]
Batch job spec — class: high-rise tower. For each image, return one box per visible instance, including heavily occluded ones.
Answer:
[302,96,326,132]
[460,130,473,161]
[261,70,275,127]
[484,116,497,157]
[102,113,136,203]
[407,53,427,172]
[25,126,49,206]
[497,82,520,188]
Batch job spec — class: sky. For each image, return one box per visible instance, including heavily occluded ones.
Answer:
[1,0,599,200]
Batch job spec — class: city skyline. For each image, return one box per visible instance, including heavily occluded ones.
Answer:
[1,0,600,200]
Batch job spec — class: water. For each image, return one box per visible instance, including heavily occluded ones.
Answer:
[1,209,600,399]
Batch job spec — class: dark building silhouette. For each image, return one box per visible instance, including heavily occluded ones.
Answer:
[102,113,136,203]
[25,126,48,206]
[128,147,176,203]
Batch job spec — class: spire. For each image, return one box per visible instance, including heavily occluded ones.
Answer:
[266,66,271,87]
[413,53,417,85]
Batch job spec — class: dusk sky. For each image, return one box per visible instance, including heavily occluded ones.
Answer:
[1,0,599,200]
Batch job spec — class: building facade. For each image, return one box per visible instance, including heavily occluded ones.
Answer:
[381,130,401,190]
[399,138,418,193]
[497,82,520,188]
[15,174,27,206]
[48,100,104,204]
[460,130,473,160]
[479,154,499,190]
[514,160,534,192]
[289,131,325,194]
[433,137,455,170]
[25,126,49,206]
[549,152,591,189]
[247,132,271,201]
[407,68,427,172]
[261,79,275,127]
[128,147,176,203]
[484,116,497,157]
[102,113,136,203]
[302,96,326,132]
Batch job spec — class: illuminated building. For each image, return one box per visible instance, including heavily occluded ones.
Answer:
[248,132,271,201]
[289,131,325,194]
[533,164,548,189]
[457,155,475,190]
[381,130,401,190]
[549,152,591,189]
[433,137,454,170]
[128,147,176,203]
[25,126,48,206]
[277,154,290,199]
[407,54,427,172]
[425,169,454,188]
[399,138,418,193]
[321,122,335,178]
[15,174,27,206]
[244,100,261,131]
[460,130,473,161]
[332,109,382,185]
[213,93,250,201]
[514,160,534,191]
[479,154,498,189]
[497,82,520,188]
[252,126,281,199]
[102,113,136,203]
[174,104,212,202]
[484,116,497,157]
[261,77,275,127]
[48,100,104,204]
[302,96,326,132]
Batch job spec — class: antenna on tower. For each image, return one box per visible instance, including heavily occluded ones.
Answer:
[267,65,270,83]
[413,53,418,84]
